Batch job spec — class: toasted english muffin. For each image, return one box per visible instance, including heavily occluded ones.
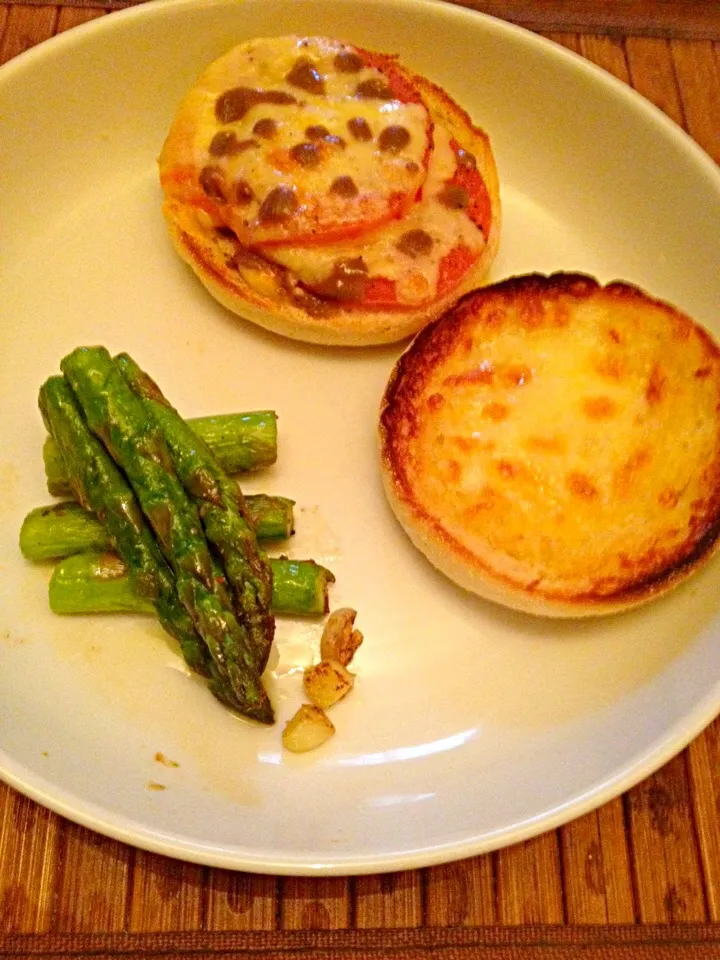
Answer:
[379,273,720,617]
[159,35,500,346]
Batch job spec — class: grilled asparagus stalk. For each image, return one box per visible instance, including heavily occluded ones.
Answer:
[60,346,273,724]
[43,410,278,496]
[20,494,295,562]
[21,501,110,561]
[38,375,212,679]
[50,552,335,618]
[115,352,275,675]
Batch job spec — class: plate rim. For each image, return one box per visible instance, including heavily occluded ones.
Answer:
[1,675,720,875]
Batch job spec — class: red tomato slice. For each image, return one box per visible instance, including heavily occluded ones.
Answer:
[436,242,479,295]
[361,276,399,306]
[255,190,416,249]
[355,243,478,310]
[355,48,428,106]
[162,38,435,249]
[448,138,493,236]
[323,141,491,310]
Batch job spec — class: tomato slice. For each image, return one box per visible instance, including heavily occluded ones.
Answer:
[356,243,478,309]
[448,138,493,236]
[160,36,435,248]
[361,276,398,306]
[355,48,428,106]
[260,120,492,311]
[347,142,491,309]
[437,242,479,295]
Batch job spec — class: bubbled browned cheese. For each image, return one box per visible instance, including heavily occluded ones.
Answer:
[157,35,501,345]
[159,36,432,247]
[379,274,720,616]
[265,124,487,307]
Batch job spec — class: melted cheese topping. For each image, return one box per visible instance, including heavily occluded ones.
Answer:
[160,36,430,246]
[392,285,720,596]
[265,124,486,305]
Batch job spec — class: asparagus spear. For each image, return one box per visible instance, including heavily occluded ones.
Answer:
[115,352,275,674]
[61,346,273,724]
[43,410,278,497]
[50,552,335,618]
[20,494,295,562]
[38,375,212,679]
[21,501,109,560]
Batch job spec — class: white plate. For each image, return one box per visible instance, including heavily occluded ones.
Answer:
[1,0,720,877]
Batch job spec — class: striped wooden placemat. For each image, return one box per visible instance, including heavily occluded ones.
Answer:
[2,925,720,958]
[3,0,720,39]
[1,3,719,954]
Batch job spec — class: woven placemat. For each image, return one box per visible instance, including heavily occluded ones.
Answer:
[1,926,720,959]
[5,0,144,6]
[5,0,720,40]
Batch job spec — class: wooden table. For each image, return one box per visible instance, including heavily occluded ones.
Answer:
[1,2,719,957]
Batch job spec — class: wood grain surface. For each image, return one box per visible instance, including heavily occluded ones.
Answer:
[3,0,720,39]
[1,3,719,954]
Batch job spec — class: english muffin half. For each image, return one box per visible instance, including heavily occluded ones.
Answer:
[159,35,500,346]
[379,273,720,617]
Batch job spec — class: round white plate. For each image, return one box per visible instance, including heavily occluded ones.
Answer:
[1,0,720,876]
